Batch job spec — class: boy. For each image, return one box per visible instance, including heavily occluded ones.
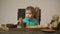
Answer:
[22,6,38,26]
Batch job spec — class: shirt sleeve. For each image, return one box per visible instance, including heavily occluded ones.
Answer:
[34,19,39,25]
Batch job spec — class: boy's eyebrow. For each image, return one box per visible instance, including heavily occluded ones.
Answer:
[26,13,32,14]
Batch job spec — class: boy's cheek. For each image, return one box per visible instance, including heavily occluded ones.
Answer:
[29,15,32,17]
[25,14,28,17]
[25,14,32,18]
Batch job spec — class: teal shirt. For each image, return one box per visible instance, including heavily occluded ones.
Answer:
[22,17,38,26]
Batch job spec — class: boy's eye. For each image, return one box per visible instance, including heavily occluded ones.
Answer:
[25,13,32,14]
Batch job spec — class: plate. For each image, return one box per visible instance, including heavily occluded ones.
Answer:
[41,29,56,32]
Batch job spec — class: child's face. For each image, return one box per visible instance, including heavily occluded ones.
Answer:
[25,10,33,19]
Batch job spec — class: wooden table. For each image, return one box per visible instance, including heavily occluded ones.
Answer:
[0,28,60,34]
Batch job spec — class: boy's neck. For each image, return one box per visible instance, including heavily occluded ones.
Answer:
[25,17,33,20]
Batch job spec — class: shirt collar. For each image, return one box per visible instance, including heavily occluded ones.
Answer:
[25,17,33,21]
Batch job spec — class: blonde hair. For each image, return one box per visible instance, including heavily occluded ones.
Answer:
[25,6,36,15]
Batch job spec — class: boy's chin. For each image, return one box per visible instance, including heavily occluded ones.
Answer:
[28,18,31,19]
[26,17,32,19]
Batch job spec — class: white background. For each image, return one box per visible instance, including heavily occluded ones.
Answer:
[0,0,60,26]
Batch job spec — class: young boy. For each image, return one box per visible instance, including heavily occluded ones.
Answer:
[22,6,38,26]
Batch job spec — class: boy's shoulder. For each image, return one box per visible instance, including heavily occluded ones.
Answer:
[32,18,38,21]
[22,18,26,21]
